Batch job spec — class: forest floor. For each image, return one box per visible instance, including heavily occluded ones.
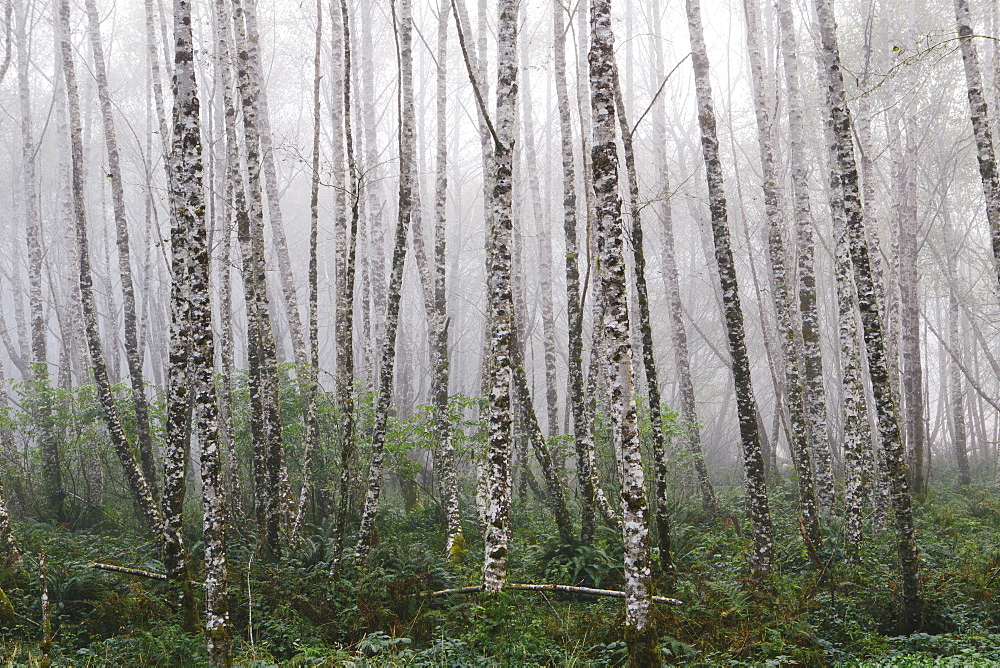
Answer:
[2,477,1000,666]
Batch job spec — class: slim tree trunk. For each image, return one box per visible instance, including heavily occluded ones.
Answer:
[954,0,1000,286]
[171,0,232,659]
[211,0,243,520]
[57,0,163,547]
[589,0,655,660]
[233,0,288,558]
[944,204,971,486]
[355,0,411,561]
[433,0,463,561]
[612,69,675,586]
[813,0,924,633]
[744,0,822,551]
[292,0,324,540]
[18,0,62,524]
[686,0,774,575]
[774,0,834,510]
[553,0,600,543]
[83,0,158,501]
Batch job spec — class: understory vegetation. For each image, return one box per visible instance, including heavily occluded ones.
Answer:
[3,387,1000,668]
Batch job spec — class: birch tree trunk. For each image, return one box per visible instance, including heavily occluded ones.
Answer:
[18,0,63,524]
[433,0,463,560]
[813,0,924,632]
[233,0,288,558]
[355,0,412,561]
[552,0,600,543]
[170,0,232,659]
[774,0,833,509]
[588,1,655,660]
[954,0,1000,285]
[743,0,822,551]
[944,204,971,486]
[57,0,163,548]
[330,0,357,565]
[83,0,158,502]
[292,0,323,540]
[212,0,244,520]
[240,0,308,374]
[611,69,675,585]
[686,0,774,575]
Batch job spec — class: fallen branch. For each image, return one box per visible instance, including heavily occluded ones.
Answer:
[422,583,682,605]
[87,562,167,580]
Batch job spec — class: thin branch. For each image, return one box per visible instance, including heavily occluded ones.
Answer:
[87,562,168,580]
[629,52,690,137]
[422,583,682,605]
[449,0,501,150]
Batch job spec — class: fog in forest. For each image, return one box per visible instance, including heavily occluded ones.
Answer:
[1,0,1000,664]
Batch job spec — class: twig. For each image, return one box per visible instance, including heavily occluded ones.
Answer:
[422,583,682,605]
[448,0,502,151]
[87,562,168,580]
[629,53,691,137]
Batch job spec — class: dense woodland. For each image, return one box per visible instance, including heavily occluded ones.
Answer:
[2,0,1000,664]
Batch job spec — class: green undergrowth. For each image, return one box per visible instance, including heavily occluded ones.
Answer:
[3,481,1000,666]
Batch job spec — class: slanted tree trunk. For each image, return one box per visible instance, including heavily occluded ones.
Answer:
[56,0,163,548]
[813,0,923,633]
[954,0,1000,286]
[686,0,774,575]
[83,0,158,502]
[611,68,675,586]
[239,0,308,375]
[355,0,412,561]
[646,20,717,513]
[588,1,655,662]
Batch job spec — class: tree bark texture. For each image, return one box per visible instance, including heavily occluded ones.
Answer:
[686,0,774,575]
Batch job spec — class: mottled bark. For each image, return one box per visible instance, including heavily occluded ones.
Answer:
[744,0,822,551]
[57,0,163,547]
[83,0,158,502]
[954,0,1000,285]
[520,39,559,439]
[433,0,463,561]
[169,0,232,658]
[589,0,654,658]
[18,0,62,523]
[510,338,574,541]
[212,0,243,520]
[355,0,412,561]
[612,69,675,585]
[292,0,323,541]
[329,0,359,567]
[813,0,923,633]
[686,0,774,575]
[233,0,287,558]
[553,0,599,543]
[240,0,307,375]
[774,0,833,509]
